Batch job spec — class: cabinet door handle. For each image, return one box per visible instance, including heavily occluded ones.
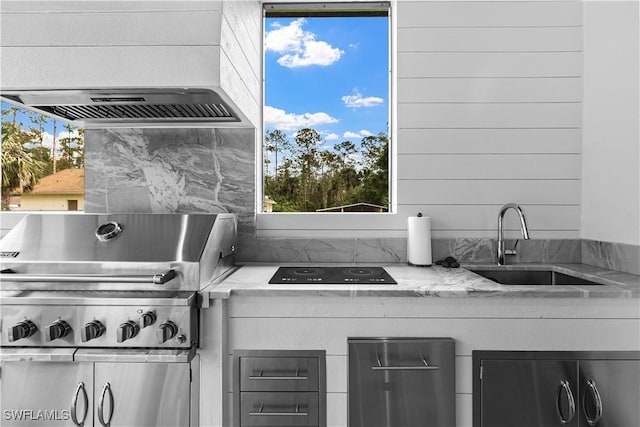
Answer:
[70,382,89,427]
[249,369,308,380]
[97,382,114,427]
[557,380,576,424]
[249,403,308,416]
[583,380,603,426]
[372,356,439,371]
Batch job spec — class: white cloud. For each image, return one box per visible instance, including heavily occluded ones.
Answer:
[343,131,361,139]
[40,131,55,149]
[265,18,344,68]
[342,90,384,108]
[31,129,81,151]
[57,129,81,140]
[325,133,339,141]
[343,130,373,139]
[265,20,305,53]
[264,106,339,131]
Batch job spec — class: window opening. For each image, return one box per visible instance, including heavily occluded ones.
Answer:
[263,2,391,213]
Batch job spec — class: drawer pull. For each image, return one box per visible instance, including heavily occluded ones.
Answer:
[372,355,439,371]
[249,403,309,417]
[249,369,308,380]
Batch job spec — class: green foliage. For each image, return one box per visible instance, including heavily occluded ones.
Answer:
[263,128,389,212]
[1,104,84,210]
[1,120,45,209]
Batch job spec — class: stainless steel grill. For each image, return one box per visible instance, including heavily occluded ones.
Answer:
[0,213,237,291]
[0,213,237,426]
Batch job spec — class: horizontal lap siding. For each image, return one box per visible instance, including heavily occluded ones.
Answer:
[0,4,223,90]
[0,10,222,46]
[220,0,262,126]
[396,0,583,239]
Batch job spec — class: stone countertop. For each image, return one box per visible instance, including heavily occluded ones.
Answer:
[207,263,640,299]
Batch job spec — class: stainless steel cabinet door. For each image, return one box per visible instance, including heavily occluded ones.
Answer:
[349,338,455,427]
[93,362,190,427]
[1,361,93,427]
[480,359,579,427]
[578,360,640,427]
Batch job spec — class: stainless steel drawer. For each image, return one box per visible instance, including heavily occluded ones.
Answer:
[240,391,319,427]
[240,357,319,392]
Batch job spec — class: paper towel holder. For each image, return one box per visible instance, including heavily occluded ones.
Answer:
[407,212,432,267]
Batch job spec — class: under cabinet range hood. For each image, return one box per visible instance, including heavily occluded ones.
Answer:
[0,88,240,125]
[0,1,262,127]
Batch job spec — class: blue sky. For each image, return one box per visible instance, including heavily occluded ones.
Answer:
[264,15,389,148]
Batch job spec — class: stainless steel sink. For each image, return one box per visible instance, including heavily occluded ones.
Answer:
[470,269,602,286]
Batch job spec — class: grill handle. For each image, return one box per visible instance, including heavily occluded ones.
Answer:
[0,269,176,285]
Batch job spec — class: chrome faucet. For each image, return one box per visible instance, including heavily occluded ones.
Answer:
[497,203,530,265]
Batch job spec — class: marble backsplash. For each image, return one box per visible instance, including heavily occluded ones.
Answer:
[84,128,255,232]
[236,235,582,265]
[236,235,640,275]
[581,239,640,275]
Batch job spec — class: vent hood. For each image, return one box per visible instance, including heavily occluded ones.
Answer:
[1,88,240,125]
[0,1,261,127]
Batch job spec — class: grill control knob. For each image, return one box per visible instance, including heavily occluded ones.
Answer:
[116,320,140,343]
[157,320,179,344]
[46,320,72,341]
[9,319,37,342]
[81,320,106,342]
[140,311,157,328]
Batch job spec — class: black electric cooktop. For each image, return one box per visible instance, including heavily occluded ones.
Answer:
[269,266,397,285]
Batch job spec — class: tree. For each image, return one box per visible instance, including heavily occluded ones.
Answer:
[1,121,45,209]
[58,123,84,170]
[264,129,288,180]
[357,132,389,206]
[27,110,50,147]
[260,126,390,212]
[1,103,85,210]
[333,140,356,167]
[294,128,322,210]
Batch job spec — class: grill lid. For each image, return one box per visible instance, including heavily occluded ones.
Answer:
[0,213,237,291]
[0,88,239,124]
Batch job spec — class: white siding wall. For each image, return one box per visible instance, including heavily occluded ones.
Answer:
[220,0,262,128]
[256,0,584,239]
[0,1,224,89]
[395,0,582,239]
[581,0,640,245]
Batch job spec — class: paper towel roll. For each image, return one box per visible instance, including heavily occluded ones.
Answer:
[407,215,432,266]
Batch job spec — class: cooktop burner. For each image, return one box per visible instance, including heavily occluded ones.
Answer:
[269,266,397,285]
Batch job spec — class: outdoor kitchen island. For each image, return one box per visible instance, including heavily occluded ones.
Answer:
[201,264,640,427]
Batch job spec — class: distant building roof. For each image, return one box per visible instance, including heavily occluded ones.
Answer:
[316,202,388,212]
[29,168,84,194]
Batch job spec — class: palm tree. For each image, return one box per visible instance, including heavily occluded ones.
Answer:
[1,121,45,209]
